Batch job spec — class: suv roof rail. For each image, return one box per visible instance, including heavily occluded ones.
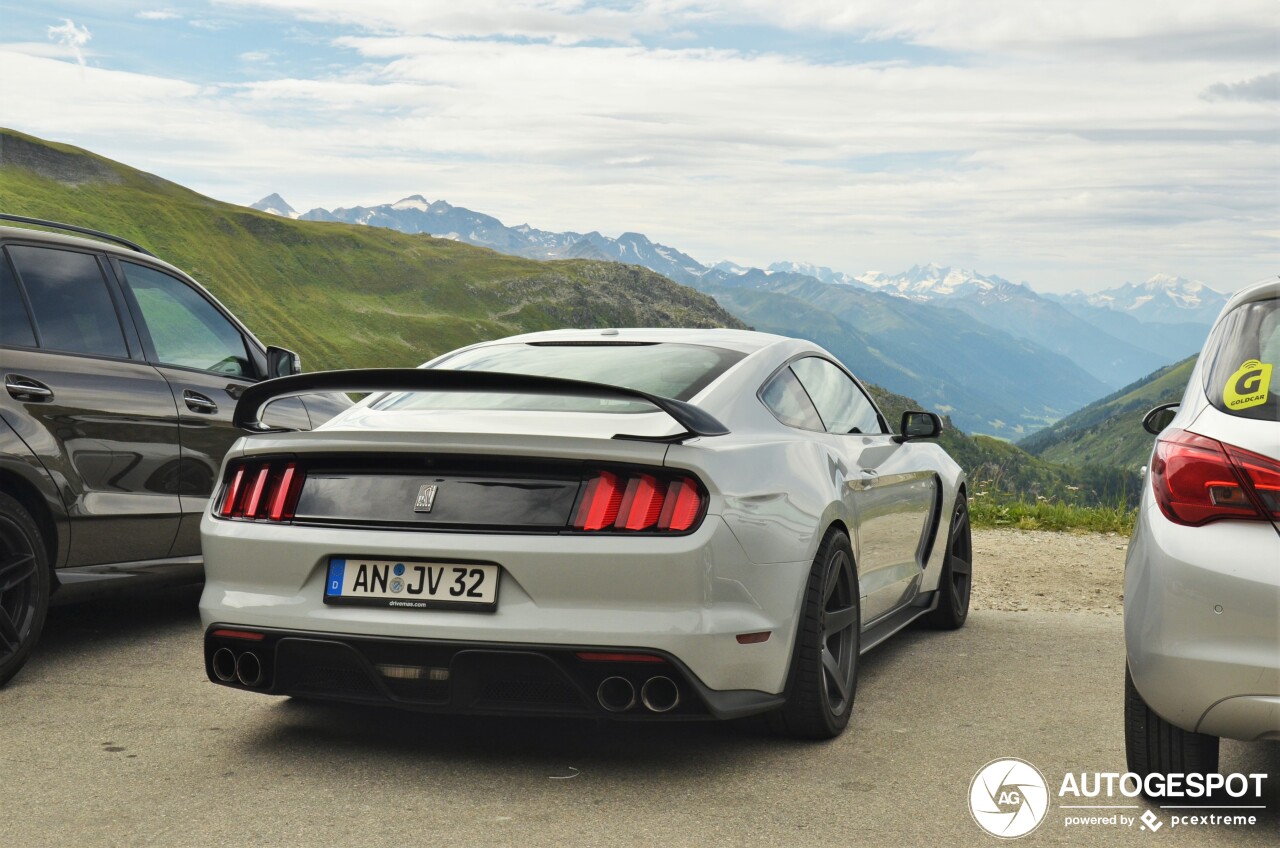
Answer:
[0,213,156,257]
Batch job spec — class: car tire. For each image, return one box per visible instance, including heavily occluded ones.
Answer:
[1125,665,1219,794]
[0,492,51,687]
[769,528,860,740]
[926,494,972,630]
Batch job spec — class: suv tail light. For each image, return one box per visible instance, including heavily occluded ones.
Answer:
[1151,429,1280,526]
[572,470,706,533]
[217,459,305,522]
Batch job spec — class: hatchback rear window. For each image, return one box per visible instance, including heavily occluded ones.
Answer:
[1202,295,1280,421]
[375,342,744,414]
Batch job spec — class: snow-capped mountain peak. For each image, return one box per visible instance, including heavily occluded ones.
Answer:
[251,193,299,219]
[391,195,431,212]
[767,261,862,287]
[1055,274,1227,323]
[855,264,1010,300]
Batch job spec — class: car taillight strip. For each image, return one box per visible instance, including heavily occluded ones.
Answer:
[217,460,306,522]
[573,469,706,533]
[1152,429,1280,526]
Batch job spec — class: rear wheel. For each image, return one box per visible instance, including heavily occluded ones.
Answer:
[1125,665,1219,796]
[926,494,971,630]
[771,528,860,740]
[0,493,50,687]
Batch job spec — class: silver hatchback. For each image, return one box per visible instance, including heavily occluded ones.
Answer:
[1125,278,1280,782]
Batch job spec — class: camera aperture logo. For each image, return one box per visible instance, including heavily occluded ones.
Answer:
[969,758,1050,839]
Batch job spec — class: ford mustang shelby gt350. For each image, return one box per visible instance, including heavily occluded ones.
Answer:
[200,328,971,739]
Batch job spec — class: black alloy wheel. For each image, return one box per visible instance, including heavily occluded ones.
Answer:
[771,528,860,740]
[927,494,972,630]
[0,493,50,687]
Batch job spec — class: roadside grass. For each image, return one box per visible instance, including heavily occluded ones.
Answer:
[969,495,1136,535]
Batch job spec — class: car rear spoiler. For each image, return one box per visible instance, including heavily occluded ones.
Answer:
[233,368,730,441]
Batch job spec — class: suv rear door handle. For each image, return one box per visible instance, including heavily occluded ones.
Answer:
[5,375,54,402]
[183,390,218,413]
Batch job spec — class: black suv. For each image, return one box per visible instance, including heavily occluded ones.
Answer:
[0,216,346,685]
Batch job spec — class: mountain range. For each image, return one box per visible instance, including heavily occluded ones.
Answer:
[257,193,1222,436]
[0,128,741,373]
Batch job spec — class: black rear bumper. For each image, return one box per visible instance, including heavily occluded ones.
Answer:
[204,625,783,721]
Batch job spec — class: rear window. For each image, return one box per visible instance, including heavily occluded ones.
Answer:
[374,342,744,414]
[1202,295,1279,421]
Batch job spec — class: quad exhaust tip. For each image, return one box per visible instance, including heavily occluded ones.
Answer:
[596,676,637,712]
[640,676,680,713]
[211,648,238,683]
[235,651,264,688]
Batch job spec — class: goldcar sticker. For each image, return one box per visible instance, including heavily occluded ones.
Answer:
[1223,359,1272,410]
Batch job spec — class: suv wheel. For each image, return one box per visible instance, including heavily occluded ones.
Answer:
[1124,665,1219,795]
[0,492,50,686]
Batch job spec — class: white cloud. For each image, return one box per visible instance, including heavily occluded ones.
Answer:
[46,18,91,67]
[239,51,272,63]
[4,2,1278,291]
[137,9,182,21]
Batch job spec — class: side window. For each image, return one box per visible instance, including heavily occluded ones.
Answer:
[761,367,824,430]
[120,262,252,378]
[6,245,128,357]
[791,357,884,435]
[0,254,36,347]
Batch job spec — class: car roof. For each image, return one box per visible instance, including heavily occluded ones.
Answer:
[0,223,188,275]
[472,327,794,355]
[1221,277,1280,314]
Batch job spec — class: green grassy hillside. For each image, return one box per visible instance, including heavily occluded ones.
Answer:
[0,129,743,370]
[866,385,1139,507]
[1018,356,1196,469]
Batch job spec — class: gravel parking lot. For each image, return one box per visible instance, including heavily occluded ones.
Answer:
[1,529,1275,847]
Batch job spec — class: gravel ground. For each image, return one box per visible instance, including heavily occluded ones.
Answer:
[972,528,1129,615]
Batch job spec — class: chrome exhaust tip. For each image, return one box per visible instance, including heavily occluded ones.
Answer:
[235,651,264,688]
[596,676,637,712]
[211,648,238,683]
[640,676,680,713]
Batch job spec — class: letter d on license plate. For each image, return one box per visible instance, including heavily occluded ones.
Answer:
[324,557,499,611]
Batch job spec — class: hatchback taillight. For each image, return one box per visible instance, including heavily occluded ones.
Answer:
[572,470,706,533]
[217,460,305,522]
[1151,429,1280,526]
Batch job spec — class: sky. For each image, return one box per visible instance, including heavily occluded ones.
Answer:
[1,1,1277,293]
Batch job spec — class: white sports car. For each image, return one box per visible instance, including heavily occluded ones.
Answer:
[199,328,970,738]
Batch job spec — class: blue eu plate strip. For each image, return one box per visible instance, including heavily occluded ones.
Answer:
[327,559,346,597]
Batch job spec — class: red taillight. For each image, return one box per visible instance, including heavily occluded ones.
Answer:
[219,466,246,518]
[216,460,306,522]
[1151,429,1280,526]
[211,629,265,641]
[572,470,706,533]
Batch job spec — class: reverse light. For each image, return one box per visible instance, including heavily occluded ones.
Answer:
[216,459,305,522]
[1151,429,1280,526]
[572,469,707,533]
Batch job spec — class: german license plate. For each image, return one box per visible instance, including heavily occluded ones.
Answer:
[324,557,499,610]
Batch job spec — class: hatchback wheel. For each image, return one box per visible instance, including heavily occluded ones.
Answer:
[1125,665,1219,797]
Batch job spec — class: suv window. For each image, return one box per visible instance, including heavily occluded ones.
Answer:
[760,366,824,430]
[791,356,884,434]
[1202,295,1279,422]
[120,262,252,378]
[0,255,36,347]
[6,245,128,358]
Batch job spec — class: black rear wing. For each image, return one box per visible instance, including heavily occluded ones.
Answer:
[233,368,730,441]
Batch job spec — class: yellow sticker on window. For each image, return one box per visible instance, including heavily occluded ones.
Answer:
[1223,360,1272,410]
